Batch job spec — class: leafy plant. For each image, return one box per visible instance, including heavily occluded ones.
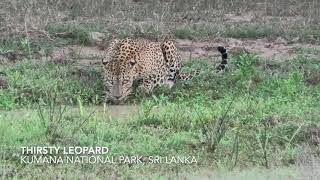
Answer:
[20,37,31,55]
[233,53,258,78]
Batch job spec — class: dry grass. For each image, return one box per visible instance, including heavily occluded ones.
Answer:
[0,0,319,42]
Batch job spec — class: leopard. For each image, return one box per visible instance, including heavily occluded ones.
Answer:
[101,37,228,104]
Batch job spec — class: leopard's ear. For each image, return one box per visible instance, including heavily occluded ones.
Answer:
[102,39,120,65]
[102,57,111,65]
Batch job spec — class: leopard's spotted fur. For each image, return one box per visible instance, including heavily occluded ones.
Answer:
[102,38,227,104]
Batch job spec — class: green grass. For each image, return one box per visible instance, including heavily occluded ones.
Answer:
[0,23,104,59]
[0,61,104,109]
[0,37,34,55]
[0,51,319,178]
[46,23,104,45]
[1,0,320,178]
[1,21,319,62]
[295,47,320,55]
[174,26,199,39]
[173,23,320,43]
[223,24,278,39]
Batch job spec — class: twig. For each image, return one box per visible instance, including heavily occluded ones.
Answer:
[72,110,96,135]
[53,32,74,38]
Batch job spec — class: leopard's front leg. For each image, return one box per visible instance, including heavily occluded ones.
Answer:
[137,75,156,93]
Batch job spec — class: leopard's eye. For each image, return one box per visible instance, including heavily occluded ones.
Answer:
[102,58,110,65]
[123,79,129,84]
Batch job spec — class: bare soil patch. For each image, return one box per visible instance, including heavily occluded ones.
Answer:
[0,75,8,89]
[303,124,320,146]
[0,52,25,64]
[3,37,319,67]
[176,38,320,63]
[46,45,105,66]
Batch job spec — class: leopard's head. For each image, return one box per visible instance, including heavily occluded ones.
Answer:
[102,38,141,104]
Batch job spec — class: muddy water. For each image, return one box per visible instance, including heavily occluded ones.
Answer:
[83,105,140,121]
[0,105,140,122]
[100,105,140,120]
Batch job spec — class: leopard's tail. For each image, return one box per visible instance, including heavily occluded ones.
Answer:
[177,46,228,80]
[215,46,228,72]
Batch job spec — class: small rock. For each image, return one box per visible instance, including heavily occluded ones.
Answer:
[265,115,281,126]
[291,37,300,43]
[275,37,288,45]
[264,44,272,48]
[90,32,105,45]
[38,49,46,56]
[57,12,68,21]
